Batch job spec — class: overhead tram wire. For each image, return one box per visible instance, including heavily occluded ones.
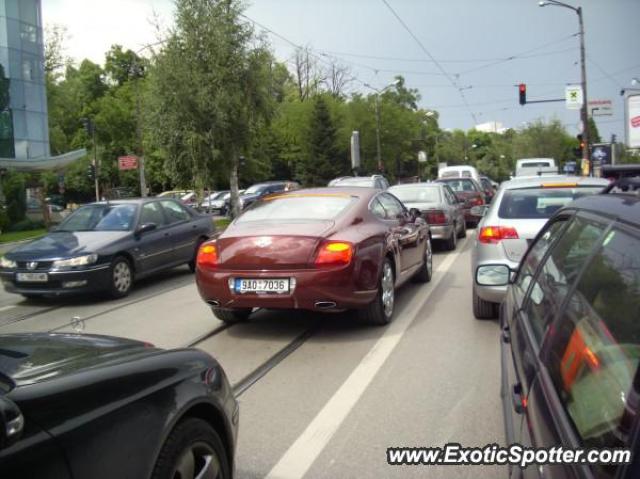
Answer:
[380,0,478,123]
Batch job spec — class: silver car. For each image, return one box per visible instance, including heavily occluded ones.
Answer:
[389,182,466,250]
[470,175,609,319]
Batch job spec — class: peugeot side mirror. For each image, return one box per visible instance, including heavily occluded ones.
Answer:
[0,396,24,450]
[136,223,157,236]
[409,208,422,222]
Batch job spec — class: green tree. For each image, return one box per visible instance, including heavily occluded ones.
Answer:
[301,95,345,185]
[148,0,276,216]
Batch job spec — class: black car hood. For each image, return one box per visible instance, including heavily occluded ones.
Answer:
[5,231,130,260]
[0,333,155,388]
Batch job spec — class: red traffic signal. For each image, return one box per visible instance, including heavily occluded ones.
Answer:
[518,84,526,105]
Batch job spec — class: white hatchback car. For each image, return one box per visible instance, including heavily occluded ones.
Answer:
[470,175,609,319]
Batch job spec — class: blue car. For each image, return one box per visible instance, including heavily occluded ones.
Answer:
[0,198,215,299]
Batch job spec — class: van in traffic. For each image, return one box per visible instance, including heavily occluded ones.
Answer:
[514,158,557,177]
[437,165,481,183]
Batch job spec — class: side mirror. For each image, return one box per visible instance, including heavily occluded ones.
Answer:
[0,396,24,450]
[136,223,157,236]
[476,264,512,287]
[409,208,422,222]
[470,205,488,217]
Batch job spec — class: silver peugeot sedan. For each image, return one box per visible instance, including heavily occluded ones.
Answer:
[470,175,609,319]
[389,182,466,250]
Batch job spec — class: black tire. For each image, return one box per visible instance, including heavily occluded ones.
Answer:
[473,287,498,319]
[212,307,252,323]
[412,237,433,283]
[151,417,230,479]
[457,219,467,238]
[108,255,133,299]
[359,258,395,326]
[188,238,206,273]
[445,226,457,251]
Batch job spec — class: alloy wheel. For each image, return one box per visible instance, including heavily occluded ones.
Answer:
[113,261,132,293]
[381,262,394,318]
[172,441,220,479]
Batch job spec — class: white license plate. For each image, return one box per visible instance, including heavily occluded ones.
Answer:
[235,278,289,294]
[16,272,48,283]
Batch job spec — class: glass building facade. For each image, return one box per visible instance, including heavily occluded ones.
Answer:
[0,0,49,162]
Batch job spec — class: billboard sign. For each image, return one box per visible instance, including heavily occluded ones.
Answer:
[118,155,138,170]
[588,99,613,117]
[591,143,613,166]
[627,94,640,148]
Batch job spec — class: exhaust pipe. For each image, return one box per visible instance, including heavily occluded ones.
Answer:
[207,300,220,307]
[315,301,337,310]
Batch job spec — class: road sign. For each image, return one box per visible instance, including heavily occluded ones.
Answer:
[565,85,583,110]
[118,155,138,170]
[626,94,640,148]
[418,151,427,163]
[350,131,360,170]
[588,99,613,117]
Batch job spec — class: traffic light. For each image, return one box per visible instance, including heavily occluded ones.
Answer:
[574,134,585,159]
[87,164,96,180]
[518,83,526,105]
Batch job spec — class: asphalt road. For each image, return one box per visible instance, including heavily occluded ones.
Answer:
[0,233,505,478]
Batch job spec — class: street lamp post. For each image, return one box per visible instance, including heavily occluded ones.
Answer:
[539,0,590,175]
[364,80,400,172]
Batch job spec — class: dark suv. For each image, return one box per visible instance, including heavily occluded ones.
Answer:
[477,182,640,478]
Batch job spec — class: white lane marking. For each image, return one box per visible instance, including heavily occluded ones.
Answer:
[0,305,16,313]
[266,241,466,479]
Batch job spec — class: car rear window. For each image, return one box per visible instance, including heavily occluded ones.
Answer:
[439,179,478,192]
[333,178,375,187]
[236,195,356,223]
[388,186,441,203]
[439,171,459,178]
[498,186,604,219]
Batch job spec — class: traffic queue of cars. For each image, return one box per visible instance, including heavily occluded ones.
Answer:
[5,163,636,478]
[472,167,640,479]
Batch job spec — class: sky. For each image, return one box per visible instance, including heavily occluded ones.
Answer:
[43,0,640,142]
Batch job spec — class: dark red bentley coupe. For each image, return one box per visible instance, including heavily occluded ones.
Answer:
[195,188,433,325]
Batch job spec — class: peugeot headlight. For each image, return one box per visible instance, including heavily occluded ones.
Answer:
[0,256,17,269]
[52,254,98,269]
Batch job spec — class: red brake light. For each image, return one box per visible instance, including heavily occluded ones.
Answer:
[314,241,353,267]
[196,242,218,269]
[478,226,519,244]
[426,210,447,225]
[471,195,484,206]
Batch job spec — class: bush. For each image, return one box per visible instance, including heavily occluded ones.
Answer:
[0,209,9,233]
[2,172,27,223]
[8,218,45,232]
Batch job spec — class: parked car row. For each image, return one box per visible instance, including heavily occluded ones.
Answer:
[471,166,640,478]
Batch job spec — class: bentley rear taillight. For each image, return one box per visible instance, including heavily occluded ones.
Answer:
[478,226,519,244]
[314,241,353,267]
[196,242,218,269]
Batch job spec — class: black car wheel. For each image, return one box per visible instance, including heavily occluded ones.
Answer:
[457,219,467,238]
[212,307,252,323]
[359,258,395,326]
[472,287,498,320]
[151,417,230,479]
[445,226,457,251]
[189,239,206,273]
[412,238,433,283]
[108,256,133,299]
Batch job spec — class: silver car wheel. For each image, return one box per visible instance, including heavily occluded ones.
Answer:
[113,261,132,293]
[426,239,433,276]
[381,262,394,318]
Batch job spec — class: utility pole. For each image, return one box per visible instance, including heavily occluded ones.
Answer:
[539,1,590,175]
[578,6,590,175]
[374,95,383,172]
[93,124,99,201]
[133,60,147,197]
